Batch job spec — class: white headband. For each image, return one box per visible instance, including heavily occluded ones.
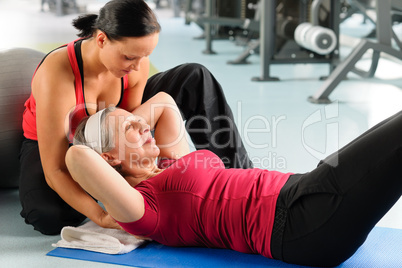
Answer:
[84,108,107,154]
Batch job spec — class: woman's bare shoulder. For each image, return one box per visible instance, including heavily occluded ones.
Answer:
[40,46,71,73]
[32,46,75,98]
[33,46,75,84]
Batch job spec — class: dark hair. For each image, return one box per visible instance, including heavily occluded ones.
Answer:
[72,0,161,40]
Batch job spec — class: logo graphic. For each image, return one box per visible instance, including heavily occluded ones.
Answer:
[302,102,339,167]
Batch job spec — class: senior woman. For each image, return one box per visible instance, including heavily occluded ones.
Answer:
[68,92,402,267]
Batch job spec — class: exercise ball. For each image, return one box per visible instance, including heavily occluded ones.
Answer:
[294,22,337,55]
[0,48,45,188]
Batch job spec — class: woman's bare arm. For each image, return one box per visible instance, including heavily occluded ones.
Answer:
[33,48,119,229]
[131,92,190,159]
[66,145,145,223]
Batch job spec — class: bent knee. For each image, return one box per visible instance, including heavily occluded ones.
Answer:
[180,62,206,71]
[22,207,65,235]
[20,189,85,235]
[22,205,85,235]
[178,63,211,78]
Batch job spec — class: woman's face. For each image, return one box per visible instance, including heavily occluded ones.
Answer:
[107,108,160,169]
[100,32,159,78]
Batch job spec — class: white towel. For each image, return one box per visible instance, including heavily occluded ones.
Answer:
[52,220,146,254]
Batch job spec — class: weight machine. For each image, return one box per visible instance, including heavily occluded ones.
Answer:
[185,0,341,81]
[185,1,402,103]
[184,0,259,54]
[41,0,78,16]
[244,0,341,82]
[309,0,402,103]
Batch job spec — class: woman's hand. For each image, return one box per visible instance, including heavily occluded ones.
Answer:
[98,210,123,230]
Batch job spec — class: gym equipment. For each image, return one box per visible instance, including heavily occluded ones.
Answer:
[0,48,45,188]
[41,0,79,16]
[309,0,402,103]
[186,0,340,76]
[294,22,337,55]
[236,0,341,81]
[47,226,402,267]
[184,0,259,54]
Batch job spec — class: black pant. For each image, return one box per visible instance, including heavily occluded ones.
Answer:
[19,63,252,235]
[143,63,252,169]
[19,139,86,235]
[271,110,402,267]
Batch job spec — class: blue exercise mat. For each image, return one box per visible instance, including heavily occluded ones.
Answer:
[47,227,401,267]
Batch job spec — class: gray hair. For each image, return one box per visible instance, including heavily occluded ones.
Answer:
[73,106,117,154]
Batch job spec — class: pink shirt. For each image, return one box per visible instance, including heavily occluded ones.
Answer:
[117,150,291,259]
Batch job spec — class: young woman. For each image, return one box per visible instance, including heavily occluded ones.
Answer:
[19,0,251,235]
[69,92,401,267]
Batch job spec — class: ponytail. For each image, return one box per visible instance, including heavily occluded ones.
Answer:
[72,14,98,38]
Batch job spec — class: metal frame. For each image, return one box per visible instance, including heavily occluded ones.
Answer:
[185,0,252,54]
[309,0,402,103]
[251,0,341,81]
[251,0,280,81]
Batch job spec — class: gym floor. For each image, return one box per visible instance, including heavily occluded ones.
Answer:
[1,0,401,267]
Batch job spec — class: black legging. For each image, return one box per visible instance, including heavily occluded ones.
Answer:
[272,110,402,267]
[19,139,86,235]
[19,63,251,235]
[143,63,252,169]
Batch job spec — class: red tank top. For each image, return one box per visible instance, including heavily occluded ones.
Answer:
[117,150,292,259]
[22,39,129,142]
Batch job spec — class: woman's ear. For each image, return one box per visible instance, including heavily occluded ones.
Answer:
[96,31,107,48]
[100,152,121,168]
